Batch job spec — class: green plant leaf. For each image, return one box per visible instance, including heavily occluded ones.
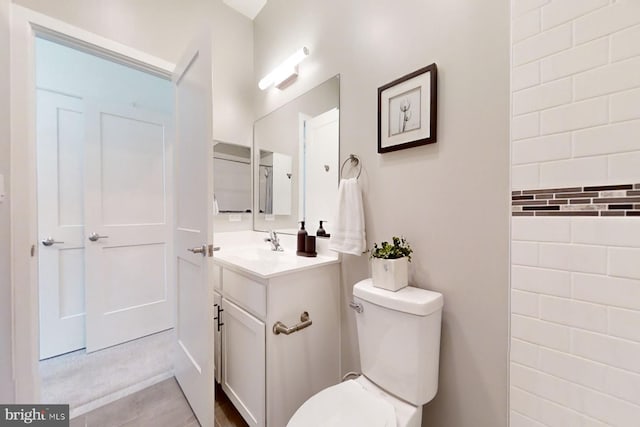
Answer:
[369,236,412,262]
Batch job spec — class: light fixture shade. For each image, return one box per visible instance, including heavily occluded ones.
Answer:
[259,47,309,90]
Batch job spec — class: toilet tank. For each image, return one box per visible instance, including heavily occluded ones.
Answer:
[353,279,443,406]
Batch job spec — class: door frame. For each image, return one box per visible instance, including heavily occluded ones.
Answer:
[9,5,175,402]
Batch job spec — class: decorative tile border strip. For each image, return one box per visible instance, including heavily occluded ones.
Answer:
[512,183,640,217]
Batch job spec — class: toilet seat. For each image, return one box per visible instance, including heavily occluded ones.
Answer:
[287,379,397,427]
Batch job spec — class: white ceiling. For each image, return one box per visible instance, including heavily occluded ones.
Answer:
[223,0,267,20]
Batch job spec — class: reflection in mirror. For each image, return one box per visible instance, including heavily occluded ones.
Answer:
[254,75,340,235]
[213,141,252,231]
[258,150,292,215]
[301,108,339,234]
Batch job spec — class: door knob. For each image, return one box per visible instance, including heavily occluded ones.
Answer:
[41,237,64,247]
[187,245,207,256]
[88,232,109,242]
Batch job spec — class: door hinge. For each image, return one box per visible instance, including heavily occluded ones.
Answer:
[30,244,35,257]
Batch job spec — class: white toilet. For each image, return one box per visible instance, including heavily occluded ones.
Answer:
[288,278,443,427]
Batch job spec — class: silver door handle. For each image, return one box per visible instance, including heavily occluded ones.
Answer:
[188,245,207,255]
[41,237,64,247]
[88,232,109,242]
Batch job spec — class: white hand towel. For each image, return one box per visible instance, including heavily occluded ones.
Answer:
[329,178,366,255]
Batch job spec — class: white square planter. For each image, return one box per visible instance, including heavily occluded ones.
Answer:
[371,257,408,292]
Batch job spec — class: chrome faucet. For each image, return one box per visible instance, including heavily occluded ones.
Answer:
[264,230,283,251]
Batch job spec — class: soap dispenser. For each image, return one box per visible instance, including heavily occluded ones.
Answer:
[297,221,308,255]
[316,220,327,237]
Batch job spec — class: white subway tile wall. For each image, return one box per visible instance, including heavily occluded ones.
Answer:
[512,218,640,426]
[511,1,640,425]
[512,1,640,189]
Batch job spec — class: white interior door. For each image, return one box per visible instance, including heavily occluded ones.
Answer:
[173,31,215,427]
[37,89,86,360]
[305,108,339,229]
[84,102,173,352]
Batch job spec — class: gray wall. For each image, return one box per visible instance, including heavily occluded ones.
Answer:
[254,1,510,426]
[0,0,14,403]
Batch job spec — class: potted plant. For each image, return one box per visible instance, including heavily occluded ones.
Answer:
[370,236,413,291]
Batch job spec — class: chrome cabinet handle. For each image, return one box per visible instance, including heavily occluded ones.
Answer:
[88,232,109,242]
[41,237,64,247]
[349,301,363,313]
[188,245,207,255]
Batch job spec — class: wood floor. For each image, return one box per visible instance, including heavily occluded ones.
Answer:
[214,383,249,427]
[69,378,248,427]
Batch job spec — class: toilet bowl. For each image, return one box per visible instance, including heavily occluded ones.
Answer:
[287,278,443,427]
[288,376,421,427]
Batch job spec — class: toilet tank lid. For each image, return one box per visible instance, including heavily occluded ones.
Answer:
[354,279,443,316]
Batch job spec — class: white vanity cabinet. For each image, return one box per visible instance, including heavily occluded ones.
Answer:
[213,259,340,427]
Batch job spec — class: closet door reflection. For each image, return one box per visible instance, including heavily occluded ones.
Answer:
[258,150,292,216]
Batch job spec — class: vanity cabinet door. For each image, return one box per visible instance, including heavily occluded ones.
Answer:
[221,298,266,427]
[214,291,222,384]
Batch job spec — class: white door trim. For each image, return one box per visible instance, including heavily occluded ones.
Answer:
[9,4,176,402]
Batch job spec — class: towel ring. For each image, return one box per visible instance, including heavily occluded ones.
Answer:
[340,154,362,179]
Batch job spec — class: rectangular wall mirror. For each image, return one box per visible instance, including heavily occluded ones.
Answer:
[253,75,340,235]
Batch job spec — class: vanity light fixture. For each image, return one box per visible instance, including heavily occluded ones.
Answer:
[258,46,309,90]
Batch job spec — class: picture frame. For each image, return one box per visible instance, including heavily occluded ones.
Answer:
[377,63,437,153]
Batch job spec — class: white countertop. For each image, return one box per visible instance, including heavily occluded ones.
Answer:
[213,231,341,279]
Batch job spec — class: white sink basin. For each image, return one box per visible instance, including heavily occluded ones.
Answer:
[213,245,339,279]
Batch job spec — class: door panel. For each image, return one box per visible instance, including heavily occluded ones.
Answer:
[173,30,215,427]
[214,291,222,384]
[101,243,167,311]
[222,299,265,427]
[37,89,86,360]
[176,257,206,372]
[100,113,167,225]
[85,102,173,352]
[57,108,85,226]
[305,108,339,230]
[57,248,85,318]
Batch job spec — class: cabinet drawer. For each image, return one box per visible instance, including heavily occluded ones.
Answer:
[222,269,266,320]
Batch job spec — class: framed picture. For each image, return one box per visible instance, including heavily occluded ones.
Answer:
[378,64,437,153]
